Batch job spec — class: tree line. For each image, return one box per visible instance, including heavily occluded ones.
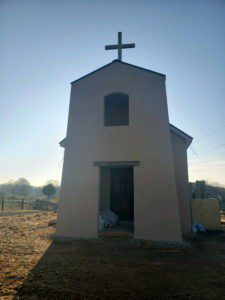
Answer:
[0,178,60,199]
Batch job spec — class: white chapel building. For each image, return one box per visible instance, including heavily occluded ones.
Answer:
[56,34,193,242]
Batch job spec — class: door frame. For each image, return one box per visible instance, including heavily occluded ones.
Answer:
[96,161,139,230]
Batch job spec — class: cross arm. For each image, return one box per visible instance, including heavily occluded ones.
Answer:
[122,43,135,49]
[104,33,135,61]
[105,45,118,50]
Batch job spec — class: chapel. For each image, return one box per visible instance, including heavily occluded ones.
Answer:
[56,33,193,241]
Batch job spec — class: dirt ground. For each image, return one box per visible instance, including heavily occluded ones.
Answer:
[0,212,225,299]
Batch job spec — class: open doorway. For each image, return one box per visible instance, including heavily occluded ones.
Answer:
[110,167,134,221]
[99,166,134,237]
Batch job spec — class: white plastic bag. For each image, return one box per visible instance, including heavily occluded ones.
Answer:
[192,223,206,233]
[99,210,119,228]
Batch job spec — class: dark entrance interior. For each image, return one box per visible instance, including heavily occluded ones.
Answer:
[110,167,134,221]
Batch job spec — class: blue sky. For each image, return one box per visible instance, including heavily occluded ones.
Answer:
[1,0,225,186]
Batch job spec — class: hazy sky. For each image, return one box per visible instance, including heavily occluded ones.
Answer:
[1,0,225,186]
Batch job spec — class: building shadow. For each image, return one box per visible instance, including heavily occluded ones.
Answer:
[14,231,225,299]
[15,237,145,299]
[14,239,83,299]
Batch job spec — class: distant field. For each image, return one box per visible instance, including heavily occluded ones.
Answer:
[0,212,225,299]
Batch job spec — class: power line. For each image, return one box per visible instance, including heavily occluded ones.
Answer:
[194,124,225,143]
[189,146,198,156]
[203,143,225,155]
[189,143,225,161]
[189,158,225,166]
[58,157,64,168]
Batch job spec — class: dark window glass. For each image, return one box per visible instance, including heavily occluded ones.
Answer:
[104,93,129,126]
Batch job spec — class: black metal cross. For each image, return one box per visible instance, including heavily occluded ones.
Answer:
[105,32,135,61]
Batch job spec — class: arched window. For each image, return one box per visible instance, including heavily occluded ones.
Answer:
[104,92,129,126]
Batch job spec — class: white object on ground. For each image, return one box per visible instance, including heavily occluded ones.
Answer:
[99,210,119,228]
[98,215,104,231]
[192,223,206,233]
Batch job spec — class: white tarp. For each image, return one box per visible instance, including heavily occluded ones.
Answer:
[99,210,119,230]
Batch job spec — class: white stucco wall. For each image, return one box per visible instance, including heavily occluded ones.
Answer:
[56,61,182,241]
[171,132,191,235]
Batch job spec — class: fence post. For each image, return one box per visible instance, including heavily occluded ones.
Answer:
[1,197,4,211]
[21,198,24,210]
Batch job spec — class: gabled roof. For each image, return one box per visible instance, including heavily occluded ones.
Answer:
[64,61,192,148]
[59,124,193,149]
[169,124,193,147]
[71,60,165,85]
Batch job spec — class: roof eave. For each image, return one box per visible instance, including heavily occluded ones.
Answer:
[59,138,66,148]
[59,125,193,150]
[169,124,193,148]
[70,60,166,85]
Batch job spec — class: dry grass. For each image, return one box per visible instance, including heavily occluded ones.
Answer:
[0,212,56,299]
[0,212,225,299]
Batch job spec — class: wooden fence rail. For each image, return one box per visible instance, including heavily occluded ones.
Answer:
[34,199,58,211]
[0,197,58,212]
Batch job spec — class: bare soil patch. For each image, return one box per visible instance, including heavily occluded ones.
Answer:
[0,212,225,299]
